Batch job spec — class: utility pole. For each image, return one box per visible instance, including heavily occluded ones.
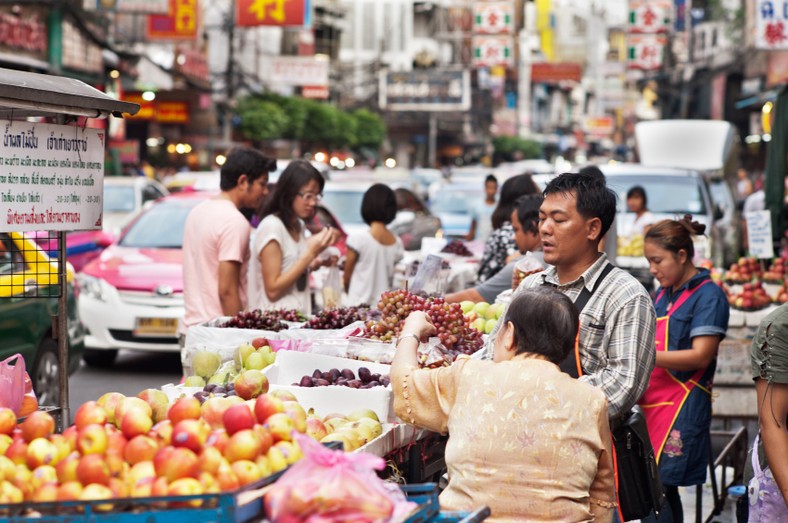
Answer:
[223,0,236,145]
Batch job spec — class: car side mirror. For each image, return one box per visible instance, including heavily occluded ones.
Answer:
[713,204,724,221]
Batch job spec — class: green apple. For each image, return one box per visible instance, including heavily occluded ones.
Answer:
[471,318,486,332]
[236,343,255,367]
[486,303,504,320]
[191,351,221,379]
[460,301,475,314]
[257,345,272,355]
[263,352,276,367]
[183,375,206,387]
[244,351,266,370]
[473,302,490,317]
[484,319,498,334]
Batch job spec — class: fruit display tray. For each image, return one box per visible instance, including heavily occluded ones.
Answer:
[402,484,490,523]
[263,350,396,422]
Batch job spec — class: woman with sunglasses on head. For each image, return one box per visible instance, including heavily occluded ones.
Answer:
[249,160,339,315]
[342,184,404,307]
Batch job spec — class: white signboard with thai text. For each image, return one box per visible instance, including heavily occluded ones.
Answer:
[755,0,788,49]
[267,56,329,87]
[0,121,104,233]
[746,210,775,259]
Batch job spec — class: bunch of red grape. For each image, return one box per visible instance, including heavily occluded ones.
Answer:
[441,240,472,256]
[303,305,371,330]
[362,290,484,354]
[220,309,296,331]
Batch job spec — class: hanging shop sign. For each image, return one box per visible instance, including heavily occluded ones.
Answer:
[236,0,307,27]
[473,2,514,34]
[472,35,514,68]
[85,0,170,13]
[755,0,788,49]
[155,102,190,124]
[302,85,329,99]
[628,0,672,33]
[379,70,471,111]
[147,0,199,41]
[627,34,667,70]
[0,121,105,233]
[268,56,329,86]
[0,7,47,63]
[531,62,583,83]
[175,46,210,83]
[583,116,615,137]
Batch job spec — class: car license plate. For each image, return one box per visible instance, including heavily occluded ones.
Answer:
[134,318,178,337]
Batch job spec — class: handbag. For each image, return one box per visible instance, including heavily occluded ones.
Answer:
[612,406,666,521]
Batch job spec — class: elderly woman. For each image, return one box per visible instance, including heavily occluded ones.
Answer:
[392,287,616,522]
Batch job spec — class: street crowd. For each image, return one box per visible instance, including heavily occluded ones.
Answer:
[179,146,786,522]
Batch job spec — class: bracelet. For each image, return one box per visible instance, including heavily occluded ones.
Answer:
[395,333,420,348]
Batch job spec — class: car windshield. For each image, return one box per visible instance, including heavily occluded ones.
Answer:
[119,200,196,248]
[607,175,707,215]
[430,189,480,214]
[321,190,365,225]
[104,185,136,212]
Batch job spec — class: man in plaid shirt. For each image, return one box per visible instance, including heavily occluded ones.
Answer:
[477,170,656,419]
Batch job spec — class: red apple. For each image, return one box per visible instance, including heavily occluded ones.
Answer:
[77,424,109,455]
[198,446,225,475]
[96,392,126,425]
[253,425,274,455]
[120,409,153,439]
[150,420,173,446]
[231,459,262,486]
[20,410,55,442]
[168,397,201,426]
[265,412,295,442]
[223,403,256,435]
[32,481,59,502]
[56,480,83,501]
[216,462,240,491]
[201,397,234,430]
[283,401,307,433]
[5,439,27,465]
[268,389,297,402]
[56,451,80,483]
[306,417,328,441]
[167,477,204,508]
[233,370,269,400]
[74,401,108,430]
[26,437,59,469]
[124,435,159,465]
[153,446,199,482]
[0,408,16,435]
[223,429,262,463]
[254,394,285,424]
[251,337,269,349]
[205,429,229,454]
[108,476,129,499]
[79,483,114,512]
[171,419,209,453]
[77,454,111,486]
[114,397,152,429]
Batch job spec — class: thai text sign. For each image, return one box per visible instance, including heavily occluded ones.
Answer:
[0,122,104,233]
[268,56,329,86]
[236,0,306,27]
[379,70,471,111]
[746,210,775,259]
[755,0,788,49]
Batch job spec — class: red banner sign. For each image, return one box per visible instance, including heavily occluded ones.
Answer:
[156,102,190,124]
[147,0,199,41]
[302,85,328,99]
[236,0,306,27]
[124,94,155,120]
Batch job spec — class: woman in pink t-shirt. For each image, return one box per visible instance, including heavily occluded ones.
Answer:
[249,160,339,313]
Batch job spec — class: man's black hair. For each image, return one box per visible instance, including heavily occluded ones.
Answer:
[514,194,543,235]
[485,174,498,185]
[543,168,617,240]
[219,147,276,191]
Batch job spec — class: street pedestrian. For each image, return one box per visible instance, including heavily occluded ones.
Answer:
[392,288,616,522]
[625,185,656,236]
[465,174,498,242]
[475,174,539,284]
[342,183,404,307]
[249,160,339,315]
[181,147,275,337]
[446,194,544,304]
[476,171,657,421]
[638,216,730,523]
[747,303,788,522]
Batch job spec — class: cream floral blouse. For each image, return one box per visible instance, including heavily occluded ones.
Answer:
[392,356,616,522]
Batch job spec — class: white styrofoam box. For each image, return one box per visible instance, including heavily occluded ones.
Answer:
[744,305,778,327]
[763,282,783,298]
[264,351,394,422]
[728,309,745,328]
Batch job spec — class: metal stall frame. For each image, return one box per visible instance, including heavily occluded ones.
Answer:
[0,68,138,425]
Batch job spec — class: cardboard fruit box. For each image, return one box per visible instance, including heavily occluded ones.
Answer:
[263,351,396,423]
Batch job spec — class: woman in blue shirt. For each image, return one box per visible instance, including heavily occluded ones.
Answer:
[639,215,730,523]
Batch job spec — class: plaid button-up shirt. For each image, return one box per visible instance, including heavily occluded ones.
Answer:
[475,254,656,419]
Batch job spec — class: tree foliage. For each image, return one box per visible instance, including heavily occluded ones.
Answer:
[491,136,543,162]
[235,95,386,150]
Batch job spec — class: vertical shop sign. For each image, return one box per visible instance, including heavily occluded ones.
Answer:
[473,2,514,34]
[627,34,667,70]
[236,0,307,27]
[147,0,199,41]
[755,0,788,49]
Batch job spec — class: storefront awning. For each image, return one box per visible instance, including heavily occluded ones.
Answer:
[0,67,139,119]
[735,88,780,110]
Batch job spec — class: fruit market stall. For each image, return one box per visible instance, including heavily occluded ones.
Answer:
[394,239,485,295]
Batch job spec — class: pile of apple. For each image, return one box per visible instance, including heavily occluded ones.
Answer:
[461,301,504,334]
[728,281,772,311]
[724,257,763,284]
[0,386,319,510]
[184,339,276,388]
[762,258,788,284]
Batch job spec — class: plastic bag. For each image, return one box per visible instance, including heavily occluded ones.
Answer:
[0,354,34,416]
[264,433,416,523]
[411,254,448,296]
[322,265,342,309]
[513,251,546,289]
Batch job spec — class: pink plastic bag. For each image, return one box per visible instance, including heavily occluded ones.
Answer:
[0,354,26,415]
[264,434,416,523]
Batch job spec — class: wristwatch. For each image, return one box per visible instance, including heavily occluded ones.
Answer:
[394,333,420,347]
